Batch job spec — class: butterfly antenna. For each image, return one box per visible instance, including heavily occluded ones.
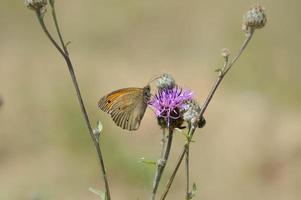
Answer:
[147,73,165,85]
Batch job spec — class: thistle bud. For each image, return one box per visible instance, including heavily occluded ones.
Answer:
[25,0,47,12]
[156,73,176,90]
[198,116,206,128]
[242,4,267,33]
[221,48,230,58]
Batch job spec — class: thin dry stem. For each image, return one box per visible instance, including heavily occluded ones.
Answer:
[199,30,254,119]
[160,145,187,200]
[35,10,111,200]
[185,145,190,200]
[50,4,69,55]
[185,123,193,200]
[151,128,174,200]
[160,30,255,200]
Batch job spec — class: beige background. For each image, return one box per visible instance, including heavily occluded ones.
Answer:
[0,0,301,199]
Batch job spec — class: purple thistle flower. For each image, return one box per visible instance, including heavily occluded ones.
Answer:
[148,86,193,127]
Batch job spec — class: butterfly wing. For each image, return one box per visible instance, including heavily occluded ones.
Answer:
[98,87,148,131]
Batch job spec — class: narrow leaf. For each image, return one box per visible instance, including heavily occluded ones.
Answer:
[139,157,156,166]
[89,187,106,200]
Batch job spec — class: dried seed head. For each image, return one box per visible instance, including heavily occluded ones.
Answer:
[242,4,267,33]
[156,73,176,90]
[180,99,201,125]
[25,0,47,12]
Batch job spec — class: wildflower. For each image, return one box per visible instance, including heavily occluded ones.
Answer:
[242,4,267,33]
[148,86,193,129]
[180,99,206,128]
[25,0,47,12]
[180,99,201,125]
[156,73,176,90]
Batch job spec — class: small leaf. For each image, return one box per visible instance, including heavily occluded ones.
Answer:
[214,68,224,77]
[214,68,222,73]
[93,121,103,142]
[184,133,189,142]
[189,183,197,199]
[89,187,106,200]
[65,41,71,47]
[184,133,195,143]
[139,157,156,166]
[174,128,183,132]
[96,121,103,132]
[192,183,197,192]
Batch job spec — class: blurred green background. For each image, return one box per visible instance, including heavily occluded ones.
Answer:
[1,0,301,199]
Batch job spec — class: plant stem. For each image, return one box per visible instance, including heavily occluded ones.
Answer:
[35,11,111,200]
[159,126,195,200]
[151,128,174,200]
[160,128,167,158]
[50,4,69,55]
[199,30,254,120]
[185,145,190,200]
[36,12,65,57]
[159,145,187,200]
[185,123,193,200]
[159,30,255,200]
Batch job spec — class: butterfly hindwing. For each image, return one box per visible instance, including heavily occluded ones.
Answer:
[98,87,148,131]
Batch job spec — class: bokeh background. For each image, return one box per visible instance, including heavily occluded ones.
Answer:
[1,0,301,199]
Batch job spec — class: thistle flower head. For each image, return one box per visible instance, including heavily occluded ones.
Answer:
[156,73,176,90]
[25,0,47,12]
[148,86,193,128]
[242,4,267,33]
[180,99,201,125]
[180,99,206,130]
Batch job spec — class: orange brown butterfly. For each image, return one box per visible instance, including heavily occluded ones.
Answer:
[98,85,151,131]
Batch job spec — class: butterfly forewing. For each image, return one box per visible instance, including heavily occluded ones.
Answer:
[98,87,148,131]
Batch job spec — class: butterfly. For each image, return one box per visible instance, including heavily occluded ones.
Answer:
[98,85,151,131]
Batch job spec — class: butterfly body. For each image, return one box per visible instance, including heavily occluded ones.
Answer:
[98,85,151,131]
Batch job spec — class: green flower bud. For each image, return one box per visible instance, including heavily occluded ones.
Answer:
[242,4,267,33]
[156,73,176,90]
